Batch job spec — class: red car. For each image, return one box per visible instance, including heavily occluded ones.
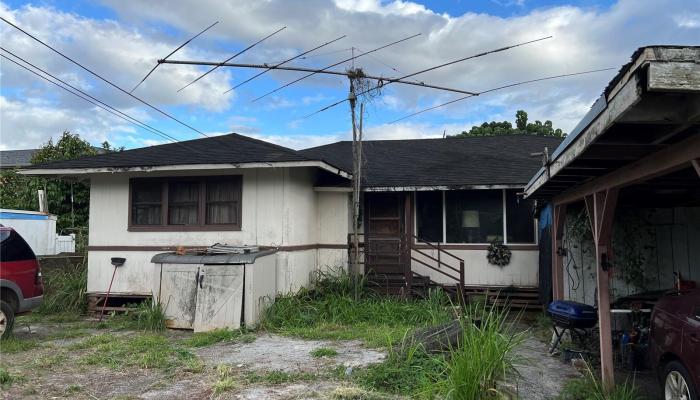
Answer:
[0,227,44,338]
[650,288,700,400]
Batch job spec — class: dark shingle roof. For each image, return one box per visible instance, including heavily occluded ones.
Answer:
[26,133,313,170]
[0,149,38,168]
[300,135,563,188]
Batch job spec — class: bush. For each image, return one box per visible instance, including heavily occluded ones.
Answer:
[36,261,88,315]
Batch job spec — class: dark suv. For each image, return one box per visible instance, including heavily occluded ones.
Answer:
[649,288,700,400]
[0,227,44,338]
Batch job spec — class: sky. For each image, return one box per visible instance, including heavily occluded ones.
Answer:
[0,0,698,151]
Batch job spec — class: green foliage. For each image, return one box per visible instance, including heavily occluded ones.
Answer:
[245,370,316,384]
[311,347,339,358]
[612,210,656,291]
[451,110,565,138]
[260,269,453,346]
[131,300,167,332]
[440,304,524,400]
[0,131,122,237]
[182,328,250,347]
[0,336,39,354]
[354,337,445,396]
[36,261,88,315]
[75,333,198,370]
[0,367,22,388]
[558,363,639,400]
[213,364,238,394]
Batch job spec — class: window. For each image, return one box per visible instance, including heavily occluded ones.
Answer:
[446,190,503,243]
[416,191,443,242]
[129,176,242,231]
[413,189,537,245]
[505,189,535,243]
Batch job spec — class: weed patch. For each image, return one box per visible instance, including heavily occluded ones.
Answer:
[261,269,453,346]
[245,370,317,385]
[0,336,39,354]
[311,347,339,358]
[213,364,238,394]
[75,333,198,371]
[557,363,639,400]
[37,261,88,315]
[183,328,248,347]
[0,367,19,388]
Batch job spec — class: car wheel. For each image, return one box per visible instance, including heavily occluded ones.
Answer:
[665,360,698,400]
[0,300,15,339]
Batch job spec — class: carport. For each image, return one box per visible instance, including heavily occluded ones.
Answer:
[524,46,700,389]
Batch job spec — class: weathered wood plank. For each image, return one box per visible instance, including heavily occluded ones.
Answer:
[648,61,700,92]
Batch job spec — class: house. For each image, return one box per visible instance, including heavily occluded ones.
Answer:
[22,132,561,325]
[524,46,700,388]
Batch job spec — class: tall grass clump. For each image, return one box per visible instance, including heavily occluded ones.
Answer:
[558,362,639,400]
[260,268,453,345]
[36,261,88,315]
[132,299,167,332]
[439,302,524,399]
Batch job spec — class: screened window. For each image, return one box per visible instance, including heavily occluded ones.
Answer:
[130,176,242,230]
[505,189,535,243]
[446,190,503,243]
[131,182,162,225]
[416,191,443,242]
[414,189,536,244]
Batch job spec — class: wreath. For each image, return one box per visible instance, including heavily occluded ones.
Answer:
[487,241,511,267]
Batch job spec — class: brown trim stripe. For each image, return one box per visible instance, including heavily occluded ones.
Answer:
[87,243,349,252]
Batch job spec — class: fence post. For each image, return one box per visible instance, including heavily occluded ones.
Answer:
[459,260,466,310]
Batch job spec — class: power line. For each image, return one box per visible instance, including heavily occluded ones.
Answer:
[306,36,553,118]
[251,33,421,103]
[131,21,219,93]
[1,16,210,138]
[177,26,286,92]
[0,53,182,145]
[223,34,346,94]
[1,46,181,143]
[389,67,616,123]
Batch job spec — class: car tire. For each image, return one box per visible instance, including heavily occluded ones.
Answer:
[0,300,15,339]
[664,360,698,400]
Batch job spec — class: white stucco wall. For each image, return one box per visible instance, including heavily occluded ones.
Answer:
[86,167,349,295]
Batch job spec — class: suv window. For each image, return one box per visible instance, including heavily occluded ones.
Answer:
[0,229,36,262]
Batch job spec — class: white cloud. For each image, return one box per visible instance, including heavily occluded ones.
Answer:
[1,0,699,150]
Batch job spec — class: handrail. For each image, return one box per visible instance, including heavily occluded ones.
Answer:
[411,234,463,261]
[411,247,461,274]
[411,256,461,282]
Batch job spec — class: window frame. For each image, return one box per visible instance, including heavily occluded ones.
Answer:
[413,188,538,246]
[128,175,242,232]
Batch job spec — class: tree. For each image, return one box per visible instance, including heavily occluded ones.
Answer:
[0,131,122,233]
[451,110,565,138]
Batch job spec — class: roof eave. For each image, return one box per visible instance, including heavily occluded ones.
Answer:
[20,160,352,180]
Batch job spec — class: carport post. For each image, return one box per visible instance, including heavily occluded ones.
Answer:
[552,204,567,301]
[585,188,618,392]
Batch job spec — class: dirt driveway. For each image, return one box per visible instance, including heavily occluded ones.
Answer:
[0,318,390,400]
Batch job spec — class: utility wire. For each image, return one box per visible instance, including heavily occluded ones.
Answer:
[306,36,553,118]
[223,34,346,94]
[1,16,210,137]
[389,67,615,123]
[0,53,182,145]
[131,21,219,93]
[177,26,286,92]
[0,47,181,143]
[251,33,421,103]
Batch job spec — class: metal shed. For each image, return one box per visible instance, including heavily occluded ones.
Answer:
[151,249,277,332]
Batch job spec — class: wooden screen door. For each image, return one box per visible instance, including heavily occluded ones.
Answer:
[365,192,406,276]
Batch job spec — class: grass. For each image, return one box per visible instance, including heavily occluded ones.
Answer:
[0,336,39,354]
[261,268,454,346]
[182,328,254,347]
[0,367,19,388]
[311,347,339,358]
[73,333,198,371]
[36,261,88,315]
[245,370,317,384]
[213,364,238,394]
[557,363,640,400]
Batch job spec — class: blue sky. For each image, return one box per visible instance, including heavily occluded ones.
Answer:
[1,0,698,150]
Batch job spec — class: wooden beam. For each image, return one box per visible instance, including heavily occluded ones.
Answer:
[693,159,700,178]
[586,189,619,392]
[552,204,567,301]
[554,133,700,205]
[647,61,700,92]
